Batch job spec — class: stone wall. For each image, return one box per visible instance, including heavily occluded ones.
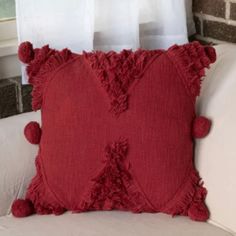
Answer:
[193,0,236,43]
[0,77,32,118]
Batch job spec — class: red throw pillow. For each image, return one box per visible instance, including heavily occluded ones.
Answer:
[12,41,216,221]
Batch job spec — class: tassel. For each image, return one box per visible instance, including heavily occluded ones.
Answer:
[77,138,153,213]
[167,41,216,102]
[162,170,209,222]
[18,42,75,111]
[84,49,163,116]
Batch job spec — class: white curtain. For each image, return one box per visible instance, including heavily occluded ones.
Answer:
[16,0,195,83]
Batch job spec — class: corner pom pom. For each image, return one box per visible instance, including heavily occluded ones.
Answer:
[24,121,41,144]
[188,202,209,221]
[193,116,211,138]
[18,41,34,64]
[204,46,216,63]
[11,199,34,217]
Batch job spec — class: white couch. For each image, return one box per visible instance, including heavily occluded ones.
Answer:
[0,45,235,236]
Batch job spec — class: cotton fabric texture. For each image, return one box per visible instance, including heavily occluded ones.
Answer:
[12,41,216,221]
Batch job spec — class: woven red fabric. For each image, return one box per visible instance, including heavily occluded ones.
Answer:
[11,199,34,217]
[192,116,211,138]
[13,41,216,221]
[24,121,41,144]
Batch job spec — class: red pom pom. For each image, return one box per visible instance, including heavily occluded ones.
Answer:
[188,202,209,221]
[18,41,34,63]
[24,121,41,144]
[192,116,211,138]
[204,46,216,63]
[11,199,34,217]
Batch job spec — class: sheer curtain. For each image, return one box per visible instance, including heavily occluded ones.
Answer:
[16,0,195,83]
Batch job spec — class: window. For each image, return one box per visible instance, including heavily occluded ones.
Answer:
[0,0,16,20]
[0,0,17,41]
[0,0,20,80]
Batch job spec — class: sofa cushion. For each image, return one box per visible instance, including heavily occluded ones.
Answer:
[14,41,215,220]
[0,212,233,236]
[196,44,236,232]
[0,112,40,217]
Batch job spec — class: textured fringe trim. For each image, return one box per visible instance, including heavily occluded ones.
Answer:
[29,48,74,110]
[26,156,65,215]
[18,42,75,111]
[161,170,209,221]
[83,49,163,116]
[76,138,153,213]
[167,41,216,101]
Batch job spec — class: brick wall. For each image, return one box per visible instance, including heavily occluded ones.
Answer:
[0,77,32,118]
[193,0,236,43]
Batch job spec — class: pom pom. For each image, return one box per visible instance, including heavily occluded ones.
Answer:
[204,46,216,63]
[188,202,209,221]
[53,206,66,215]
[24,121,41,144]
[192,116,211,138]
[11,199,34,217]
[18,41,34,63]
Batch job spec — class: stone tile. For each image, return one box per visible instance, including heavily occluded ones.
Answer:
[230,3,236,21]
[0,79,19,118]
[193,0,226,18]
[189,35,213,45]
[194,16,202,35]
[21,84,32,113]
[203,20,236,43]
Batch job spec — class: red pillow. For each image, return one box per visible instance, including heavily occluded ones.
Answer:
[12,41,216,221]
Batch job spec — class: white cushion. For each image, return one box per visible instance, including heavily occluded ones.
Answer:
[196,44,236,234]
[0,112,40,216]
[0,211,233,236]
